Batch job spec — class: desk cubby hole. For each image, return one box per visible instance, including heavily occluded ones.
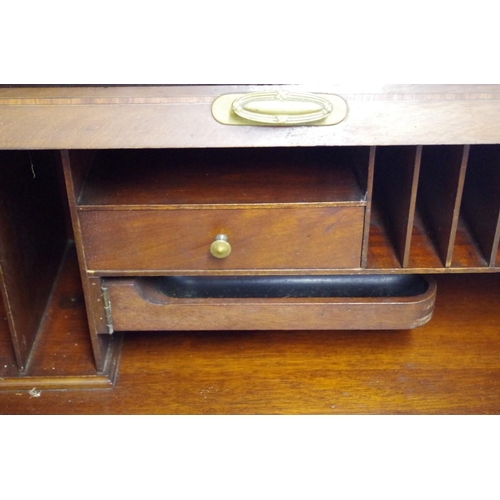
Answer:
[368,145,500,272]
[0,150,68,372]
[368,146,423,269]
[76,147,370,209]
[460,145,500,268]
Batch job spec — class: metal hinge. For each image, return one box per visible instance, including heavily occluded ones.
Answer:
[101,284,114,334]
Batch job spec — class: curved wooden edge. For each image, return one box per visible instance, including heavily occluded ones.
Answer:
[104,276,437,331]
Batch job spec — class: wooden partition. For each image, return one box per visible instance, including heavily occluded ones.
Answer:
[351,146,375,268]
[0,151,67,371]
[367,144,500,273]
[417,145,469,267]
[61,150,115,372]
[0,298,16,372]
[371,146,422,268]
[0,148,121,388]
[461,145,500,267]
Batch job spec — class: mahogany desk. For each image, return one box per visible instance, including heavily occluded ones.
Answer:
[1,85,500,414]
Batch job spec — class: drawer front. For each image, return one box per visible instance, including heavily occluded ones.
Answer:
[80,207,364,272]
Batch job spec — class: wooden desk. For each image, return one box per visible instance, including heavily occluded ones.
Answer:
[1,85,500,414]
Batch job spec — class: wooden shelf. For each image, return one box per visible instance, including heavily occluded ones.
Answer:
[78,148,366,208]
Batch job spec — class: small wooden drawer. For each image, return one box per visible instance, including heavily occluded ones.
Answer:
[102,275,437,331]
[80,206,365,272]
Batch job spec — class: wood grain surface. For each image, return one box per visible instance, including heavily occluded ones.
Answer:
[1,85,500,414]
[78,148,365,207]
[1,255,500,414]
[417,145,469,267]
[0,151,67,370]
[104,276,435,331]
[80,206,365,272]
[0,247,119,390]
[2,85,500,149]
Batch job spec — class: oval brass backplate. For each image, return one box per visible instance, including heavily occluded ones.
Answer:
[212,90,348,126]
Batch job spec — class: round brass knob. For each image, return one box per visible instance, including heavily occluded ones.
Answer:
[210,234,231,259]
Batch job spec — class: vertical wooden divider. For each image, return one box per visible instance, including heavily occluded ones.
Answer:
[0,297,16,370]
[373,146,422,268]
[61,150,113,373]
[352,146,375,268]
[0,151,67,371]
[417,145,469,267]
[461,145,500,267]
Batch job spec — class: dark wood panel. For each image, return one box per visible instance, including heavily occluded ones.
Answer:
[352,146,375,267]
[405,211,443,269]
[366,205,402,270]
[80,207,365,272]
[0,296,16,373]
[0,246,120,390]
[66,150,96,201]
[461,145,500,266]
[61,150,113,371]
[417,145,469,267]
[450,216,489,268]
[373,146,422,267]
[0,151,67,370]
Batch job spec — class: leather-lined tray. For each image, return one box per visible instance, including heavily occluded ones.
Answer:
[102,275,437,332]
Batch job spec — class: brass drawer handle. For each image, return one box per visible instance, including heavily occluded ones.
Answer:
[233,91,332,124]
[210,234,231,259]
[212,90,347,126]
